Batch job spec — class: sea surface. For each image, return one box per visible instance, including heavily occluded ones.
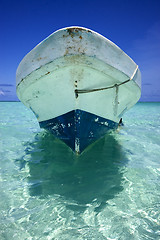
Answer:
[0,102,160,240]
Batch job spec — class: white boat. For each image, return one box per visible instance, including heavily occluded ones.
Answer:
[16,26,141,153]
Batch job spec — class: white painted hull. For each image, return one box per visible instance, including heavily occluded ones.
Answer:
[16,26,141,153]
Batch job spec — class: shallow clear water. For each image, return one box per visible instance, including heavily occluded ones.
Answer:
[0,102,160,240]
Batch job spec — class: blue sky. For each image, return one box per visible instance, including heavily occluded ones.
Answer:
[0,0,160,101]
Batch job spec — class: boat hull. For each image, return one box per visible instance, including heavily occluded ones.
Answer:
[39,109,118,153]
[16,26,141,153]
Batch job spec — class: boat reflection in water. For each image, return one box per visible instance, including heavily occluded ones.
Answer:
[17,132,128,212]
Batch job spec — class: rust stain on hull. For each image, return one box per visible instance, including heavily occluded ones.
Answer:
[45,71,50,75]
[66,27,92,38]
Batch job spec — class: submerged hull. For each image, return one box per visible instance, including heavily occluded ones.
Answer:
[39,109,118,153]
[16,26,141,153]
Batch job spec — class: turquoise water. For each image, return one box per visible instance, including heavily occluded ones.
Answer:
[0,102,160,240]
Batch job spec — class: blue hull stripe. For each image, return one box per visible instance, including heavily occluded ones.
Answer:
[39,109,118,153]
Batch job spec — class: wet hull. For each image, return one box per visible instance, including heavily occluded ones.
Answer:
[39,109,118,153]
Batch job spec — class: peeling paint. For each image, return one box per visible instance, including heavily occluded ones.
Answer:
[52,125,58,130]
[75,137,80,154]
[61,123,65,128]
[89,131,94,137]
